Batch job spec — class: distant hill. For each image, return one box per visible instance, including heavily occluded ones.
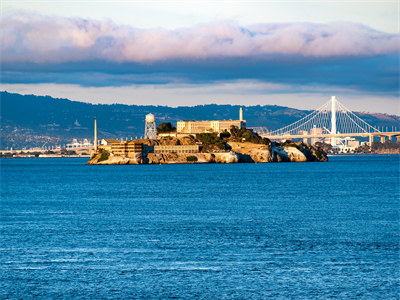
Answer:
[1,91,399,149]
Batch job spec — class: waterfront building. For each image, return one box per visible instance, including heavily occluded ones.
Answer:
[310,127,323,145]
[111,141,143,157]
[105,141,200,157]
[347,139,360,148]
[337,138,360,153]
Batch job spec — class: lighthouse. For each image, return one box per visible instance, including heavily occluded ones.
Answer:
[94,119,98,151]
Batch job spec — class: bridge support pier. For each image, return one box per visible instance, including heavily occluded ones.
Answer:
[369,135,374,147]
[380,136,385,143]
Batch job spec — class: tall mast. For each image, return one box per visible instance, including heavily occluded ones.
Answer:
[94,119,98,151]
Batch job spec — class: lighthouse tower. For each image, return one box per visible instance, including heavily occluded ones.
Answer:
[144,113,157,139]
[94,119,98,151]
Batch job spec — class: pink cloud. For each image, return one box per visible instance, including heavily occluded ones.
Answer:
[1,14,399,64]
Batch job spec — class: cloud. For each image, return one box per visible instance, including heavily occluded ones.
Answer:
[1,14,399,64]
[2,54,398,94]
[1,14,399,95]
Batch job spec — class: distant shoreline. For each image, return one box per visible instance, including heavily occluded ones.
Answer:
[328,152,400,156]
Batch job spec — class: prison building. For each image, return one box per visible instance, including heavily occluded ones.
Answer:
[154,145,200,154]
[176,107,246,134]
[111,141,143,157]
[177,120,246,134]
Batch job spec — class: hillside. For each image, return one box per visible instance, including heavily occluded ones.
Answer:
[1,91,399,149]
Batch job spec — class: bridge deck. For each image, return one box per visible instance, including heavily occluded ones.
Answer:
[261,132,400,140]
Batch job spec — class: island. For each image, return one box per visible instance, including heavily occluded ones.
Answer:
[87,127,327,165]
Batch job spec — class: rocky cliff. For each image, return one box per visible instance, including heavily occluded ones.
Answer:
[228,141,327,163]
[87,141,327,165]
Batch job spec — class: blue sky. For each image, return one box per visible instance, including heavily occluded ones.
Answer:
[1,0,399,114]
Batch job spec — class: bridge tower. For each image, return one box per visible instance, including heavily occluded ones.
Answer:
[331,96,337,147]
[251,95,383,149]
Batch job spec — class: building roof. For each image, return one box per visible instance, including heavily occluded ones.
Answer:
[101,139,120,144]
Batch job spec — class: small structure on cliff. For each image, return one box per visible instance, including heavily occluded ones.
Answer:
[144,113,157,139]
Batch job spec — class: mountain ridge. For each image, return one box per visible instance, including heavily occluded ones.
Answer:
[1,91,399,149]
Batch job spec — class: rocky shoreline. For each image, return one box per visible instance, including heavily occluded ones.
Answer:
[87,140,327,165]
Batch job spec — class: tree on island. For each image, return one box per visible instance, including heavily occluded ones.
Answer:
[196,133,227,151]
[229,126,266,144]
[156,122,176,134]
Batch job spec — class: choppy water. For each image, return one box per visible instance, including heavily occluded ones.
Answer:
[1,155,399,299]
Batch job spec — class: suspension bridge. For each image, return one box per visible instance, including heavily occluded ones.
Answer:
[251,96,400,147]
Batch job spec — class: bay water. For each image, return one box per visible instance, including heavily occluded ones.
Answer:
[1,155,399,298]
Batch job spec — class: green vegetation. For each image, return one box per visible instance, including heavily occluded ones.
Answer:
[280,140,298,148]
[219,130,231,139]
[195,127,268,151]
[196,133,227,151]
[196,133,217,143]
[229,126,266,144]
[156,122,176,134]
[186,155,198,162]
[97,149,110,162]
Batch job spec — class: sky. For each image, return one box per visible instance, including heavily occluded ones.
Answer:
[1,0,399,114]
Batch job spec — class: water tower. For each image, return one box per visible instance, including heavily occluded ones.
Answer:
[144,113,157,139]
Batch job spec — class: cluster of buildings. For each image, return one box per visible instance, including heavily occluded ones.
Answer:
[99,139,200,157]
[94,107,373,157]
[96,108,246,157]
[297,127,360,152]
